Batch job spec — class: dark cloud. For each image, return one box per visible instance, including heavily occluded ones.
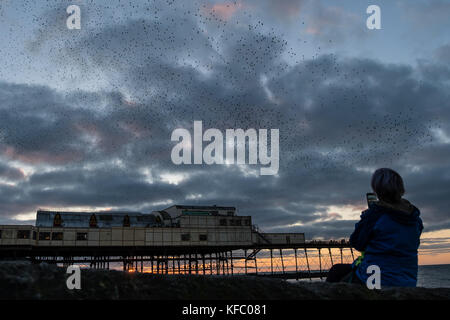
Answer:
[243,0,306,21]
[267,219,356,240]
[0,1,449,241]
[401,0,450,31]
[434,44,450,65]
[419,237,450,255]
[301,1,365,45]
[0,162,25,181]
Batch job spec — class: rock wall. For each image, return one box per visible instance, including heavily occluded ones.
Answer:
[1,261,449,300]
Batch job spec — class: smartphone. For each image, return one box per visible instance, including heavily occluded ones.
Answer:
[366,193,378,206]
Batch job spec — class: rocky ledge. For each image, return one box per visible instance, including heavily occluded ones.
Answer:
[1,260,449,300]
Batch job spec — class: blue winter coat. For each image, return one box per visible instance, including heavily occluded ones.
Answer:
[350,199,423,287]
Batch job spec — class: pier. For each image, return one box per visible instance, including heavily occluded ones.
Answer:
[1,239,355,280]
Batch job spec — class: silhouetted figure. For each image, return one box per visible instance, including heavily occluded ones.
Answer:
[326,168,423,287]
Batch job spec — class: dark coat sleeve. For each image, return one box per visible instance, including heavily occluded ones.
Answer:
[350,208,383,252]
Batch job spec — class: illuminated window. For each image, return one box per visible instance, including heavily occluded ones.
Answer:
[76,232,88,241]
[39,232,51,240]
[17,230,30,239]
[53,213,62,227]
[89,214,98,228]
[52,232,63,240]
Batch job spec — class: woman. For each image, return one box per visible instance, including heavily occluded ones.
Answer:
[326,168,423,287]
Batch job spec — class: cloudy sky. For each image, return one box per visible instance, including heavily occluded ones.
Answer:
[0,0,449,264]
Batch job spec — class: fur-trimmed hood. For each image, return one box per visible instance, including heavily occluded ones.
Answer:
[369,198,421,226]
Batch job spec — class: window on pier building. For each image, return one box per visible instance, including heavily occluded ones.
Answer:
[39,232,51,240]
[53,213,62,227]
[76,232,88,241]
[230,219,241,226]
[123,215,130,227]
[219,219,227,226]
[181,233,190,241]
[99,215,112,221]
[17,230,30,239]
[89,214,98,228]
[199,234,207,241]
[52,232,63,240]
[0,230,2,239]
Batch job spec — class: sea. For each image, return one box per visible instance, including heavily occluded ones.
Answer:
[292,264,450,288]
[417,264,450,288]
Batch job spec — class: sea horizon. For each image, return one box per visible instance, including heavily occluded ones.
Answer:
[289,264,450,288]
